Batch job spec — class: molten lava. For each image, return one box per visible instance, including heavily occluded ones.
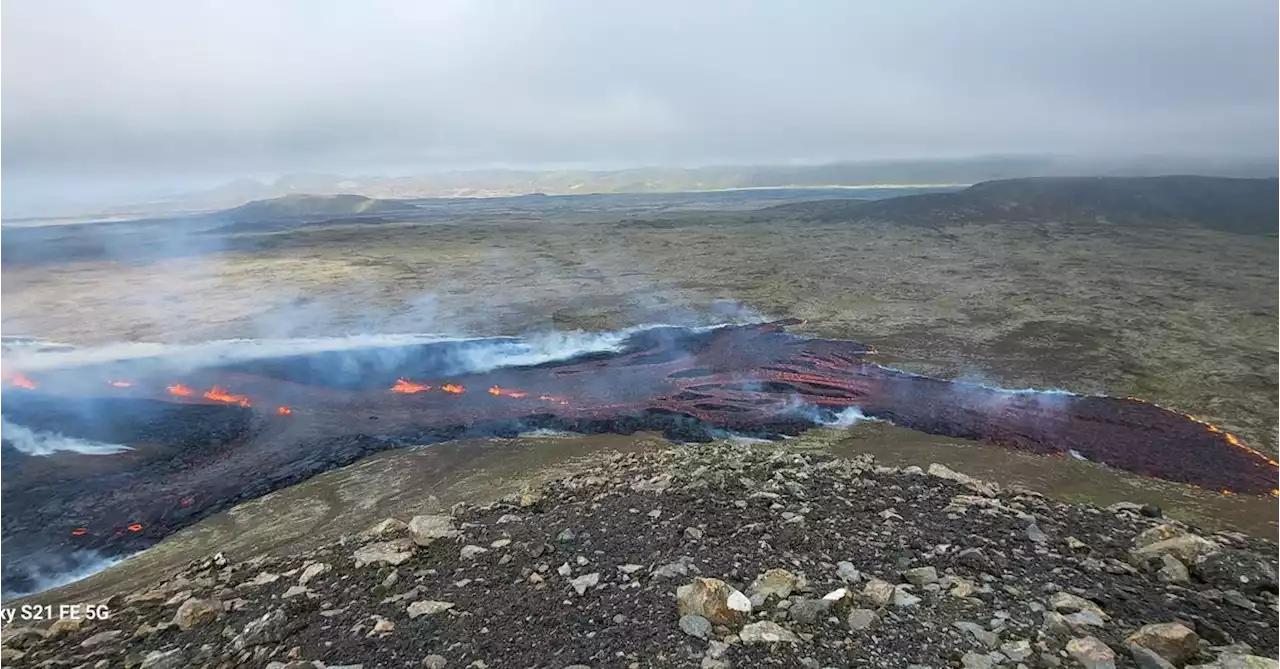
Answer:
[391,378,431,394]
[1127,397,1280,468]
[8,373,38,390]
[203,386,252,407]
[488,385,527,398]
[390,380,466,395]
[4,320,1277,594]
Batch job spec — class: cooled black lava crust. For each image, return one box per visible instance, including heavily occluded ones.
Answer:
[2,322,1273,593]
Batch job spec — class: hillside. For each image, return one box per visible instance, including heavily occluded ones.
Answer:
[763,176,1279,234]
[219,194,414,223]
[54,156,1271,220]
[6,444,1275,668]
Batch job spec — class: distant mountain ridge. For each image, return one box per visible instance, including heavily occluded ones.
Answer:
[66,155,1274,219]
[212,176,1278,236]
[762,176,1279,234]
[219,193,413,222]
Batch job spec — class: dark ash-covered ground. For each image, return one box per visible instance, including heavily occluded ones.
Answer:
[5,444,1274,669]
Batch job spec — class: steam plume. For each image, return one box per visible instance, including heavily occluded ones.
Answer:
[0,419,132,456]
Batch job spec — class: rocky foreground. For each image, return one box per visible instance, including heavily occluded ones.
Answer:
[3,444,1277,669]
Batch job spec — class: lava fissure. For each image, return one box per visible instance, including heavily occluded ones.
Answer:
[1,320,1275,592]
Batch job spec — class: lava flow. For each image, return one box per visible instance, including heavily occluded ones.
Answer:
[167,383,194,397]
[2,320,1276,594]
[7,373,38,390]
[488,386,527,398]
[391,378,431,393]
[203,386,252,407]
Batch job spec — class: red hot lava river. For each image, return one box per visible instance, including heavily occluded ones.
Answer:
[1,321,1275,592]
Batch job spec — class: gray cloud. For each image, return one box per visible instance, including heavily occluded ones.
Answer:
[3,0,1276,201]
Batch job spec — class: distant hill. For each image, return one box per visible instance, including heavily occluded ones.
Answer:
[218,194,414,223]
[45,155,1268,220]
[763,176,1278,234]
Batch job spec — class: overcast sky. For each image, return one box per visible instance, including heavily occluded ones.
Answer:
[3,0,1277,208]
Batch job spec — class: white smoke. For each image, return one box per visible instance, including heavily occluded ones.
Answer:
[1,550,130,599]
[772,392,882,429]
[516,429,576,439]
[0,419,132,456]
[949,371,1080,397]
[817,406,876,428]
[974,385,1077,396]
[5,333,476,373]
[0,336,77,355]
[937,371,1083,415]
[706,428,774,444]
[1,327,684,375]
[447,329,638,374]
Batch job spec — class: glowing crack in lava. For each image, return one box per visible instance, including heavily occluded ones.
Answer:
[1,320,1275,593]
[167,383,194,397]
[203,386,252,407]
[391,378,431,393]
[489,385,527,399]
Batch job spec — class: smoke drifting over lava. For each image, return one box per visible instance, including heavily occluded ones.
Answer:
[1,321,1274,594]
[0,419,132,456]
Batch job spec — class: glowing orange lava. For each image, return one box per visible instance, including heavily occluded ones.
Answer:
[1,368,37,388]
[108,380,133,388]
[392,378,431,394]
[1125,395,1280,469]
[204,386,252,407]
[441,383,466,394]
[488,385,527,398]
[126,523,143,532]
[70,528,87,536]
[277,406,293,416]
[167,383,194,397]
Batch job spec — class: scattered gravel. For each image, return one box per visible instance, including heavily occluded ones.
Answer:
[4,443,1276,668]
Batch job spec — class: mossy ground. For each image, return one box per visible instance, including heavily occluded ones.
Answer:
[5,215,1273,452]
[4,201,1276,608]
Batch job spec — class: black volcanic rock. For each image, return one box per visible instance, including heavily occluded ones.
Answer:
[4,322,1275,593]
[764,176,1279,234]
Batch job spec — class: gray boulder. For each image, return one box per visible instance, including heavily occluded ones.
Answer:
[1194,549,1278,594]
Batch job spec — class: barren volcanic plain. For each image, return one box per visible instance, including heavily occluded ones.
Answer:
[2,177,1277,599]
